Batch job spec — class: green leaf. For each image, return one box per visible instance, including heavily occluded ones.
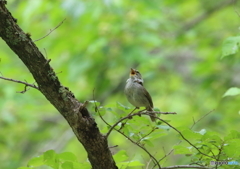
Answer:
[88,100,100,107]
[113,150,128,162]
[224,130,240,141]
[142,139,154,147]
[117,160,144,168]
[27,156,44,167]
[174,145,192,155]
[116,102,131,111]
[95,106,106,116]
[127,160,144,166]
[62,161,73,169]
[224,139,240,158]
[197,129,207,135]
[43,150,58,168]
[221,36,240,59]
[156,125,171,131]
[222,87,240,97]
[181,129,202,140]
[58,152,77,162]
[74,162,91,169]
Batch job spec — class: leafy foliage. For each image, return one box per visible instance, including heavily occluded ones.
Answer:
[1,0,240,169]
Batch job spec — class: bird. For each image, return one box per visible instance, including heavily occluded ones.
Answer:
[124,68,157,122]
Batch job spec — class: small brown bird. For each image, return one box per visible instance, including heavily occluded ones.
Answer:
[124,68,157,122]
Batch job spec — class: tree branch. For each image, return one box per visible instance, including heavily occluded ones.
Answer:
[0,75,39,90]
[33,18,66,42]
[0,2,117,169]
[157,117,216,159]
[106,111,176,138]
[161,165,212,169]
[157,110,215,165]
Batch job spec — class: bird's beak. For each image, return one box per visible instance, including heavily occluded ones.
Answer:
[130,68,135,76]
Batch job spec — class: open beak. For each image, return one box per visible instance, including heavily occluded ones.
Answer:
[130,68,136,76]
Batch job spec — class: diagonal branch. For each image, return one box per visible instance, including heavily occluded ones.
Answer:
[0,2,117,169]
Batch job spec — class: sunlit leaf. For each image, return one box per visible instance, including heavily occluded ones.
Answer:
[43,150,58,168]
[156,125,171,131]
[222,87,240,97]
[113,150,128,162]
[174,145,191,154]
[116,102,131,111]
[224,130,240,141]
[58,152,77,162]
[88,100,100,107]
[142,139,154,147]
[117,160,144,168]
[181,129,202,140]
[197,129,207,135]
[62,161,73,169]
[221,36,240,59]
[27,155,44,167]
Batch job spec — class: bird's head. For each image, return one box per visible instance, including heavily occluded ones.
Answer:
[130,68,142,79]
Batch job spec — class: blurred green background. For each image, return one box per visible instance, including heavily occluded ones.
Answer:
[1,0,240,168]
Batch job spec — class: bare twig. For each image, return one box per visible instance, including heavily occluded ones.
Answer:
[136,128,156,144]
[109,145,118,149]
[17,84,30,93]
[106,111,176,138]
[44,59,51,66]
[156,117,216,159]
[0,76,39,90]
[161,165,212,169]
[34,18,66,42]
[92,89,111,127]
[116,128,161,169]
[94,105,163,168]
[233,0,240,17]
[190,110,214,129]
[158,110,214,165]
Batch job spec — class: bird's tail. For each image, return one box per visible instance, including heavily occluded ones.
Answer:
[147,107,157,122]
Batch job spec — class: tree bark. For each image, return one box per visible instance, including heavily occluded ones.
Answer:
[0,1,117,169]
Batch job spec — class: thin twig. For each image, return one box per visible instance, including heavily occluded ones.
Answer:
[233,0,240,17]
[136,128,156,144]
[95,105,163,168]
[0,76,39,90]
[156,117,216,159]
[34,18,66,42]
[109,145,118,149]
[106,111,176,138]
[157,110,214,165]
[190,109,214,129]
[117,128,161,169]
[92,88,111,127]
[161,165,212,169]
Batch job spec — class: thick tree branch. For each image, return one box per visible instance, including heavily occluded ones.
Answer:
[0,2,117,169]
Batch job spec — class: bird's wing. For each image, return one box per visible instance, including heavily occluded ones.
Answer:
[134,79,144,86]
[138,84,153,108]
